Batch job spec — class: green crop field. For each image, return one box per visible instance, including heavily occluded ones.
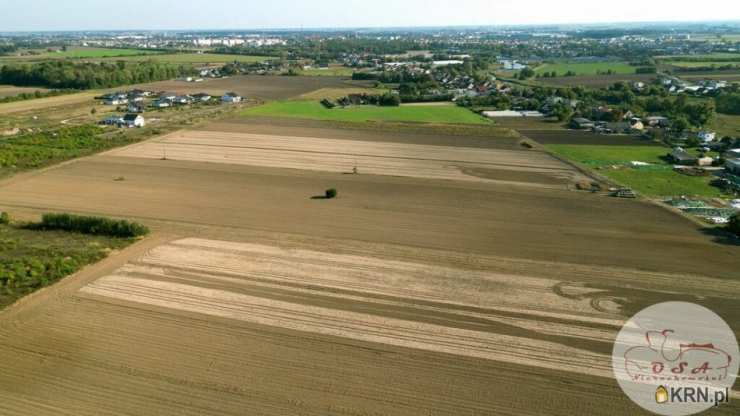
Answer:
[0,47,159,62]
[0,50,272,66]
[534,61,636,76]
[242,100,490,124]
[545,144,723,197]
[545,144,668,166]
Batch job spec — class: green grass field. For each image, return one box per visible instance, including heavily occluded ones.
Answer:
[546,144,723,197]
[545,144,668,166]
[242,100,490,124]
[0,49,271,65]
[534,61,636,76]
[0,47,159,61]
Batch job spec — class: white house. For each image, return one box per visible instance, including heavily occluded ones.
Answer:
[221,92,243,103]
[122,114,145,128]
[698,131,717,143]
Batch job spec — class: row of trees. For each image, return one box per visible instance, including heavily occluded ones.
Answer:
[31,213,149,238]
[0,60,193,89]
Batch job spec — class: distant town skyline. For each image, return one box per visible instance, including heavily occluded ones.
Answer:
[1,0,739,32]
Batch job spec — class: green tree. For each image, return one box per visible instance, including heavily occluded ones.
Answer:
[729,213,740,236]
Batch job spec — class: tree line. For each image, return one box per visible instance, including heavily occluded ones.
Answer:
[0,60,193,89]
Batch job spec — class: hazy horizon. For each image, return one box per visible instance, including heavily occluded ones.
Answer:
[1,0,739,32]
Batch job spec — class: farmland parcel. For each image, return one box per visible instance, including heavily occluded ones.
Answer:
[0,86,737,416]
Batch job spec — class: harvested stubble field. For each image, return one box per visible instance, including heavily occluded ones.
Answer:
[106,128,577,187]
[0,116,738,415]
[0,85,50,98]
[0,91,98,115]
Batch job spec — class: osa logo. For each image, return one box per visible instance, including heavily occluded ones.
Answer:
[623,328,733,383]
[612,302,738,416]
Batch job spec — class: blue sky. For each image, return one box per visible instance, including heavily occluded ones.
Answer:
[0,0,738,31]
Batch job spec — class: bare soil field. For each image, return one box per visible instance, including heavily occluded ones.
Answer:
[135,75,370,101]
[207,117,524,148]
[538,74,657,88]
[0,85,50,98]
[105,129,577,187]
[678,70,740,82]
[0,118,738,415]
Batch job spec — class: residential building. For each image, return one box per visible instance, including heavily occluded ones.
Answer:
[698,131,717,143]
[100,115,123,126]
[221,92,243,103]
[122,114,145,128]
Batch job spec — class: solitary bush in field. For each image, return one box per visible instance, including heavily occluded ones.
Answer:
[0,212,9,225]
[325,188,337,199]
[34,213,149,238]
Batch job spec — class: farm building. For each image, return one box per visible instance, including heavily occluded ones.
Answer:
[697,156,714,167]
[570,117,594,130]
[122,114,145,128]
[222,92,243,103]
[669,147,697,165]
[483,110,544,118]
